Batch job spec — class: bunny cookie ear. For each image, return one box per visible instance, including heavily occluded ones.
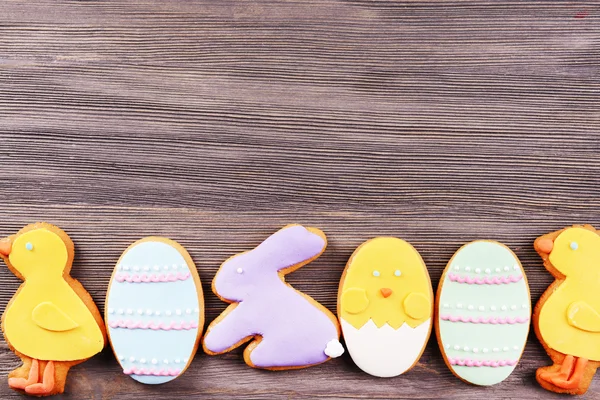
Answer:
[256,224,327,273]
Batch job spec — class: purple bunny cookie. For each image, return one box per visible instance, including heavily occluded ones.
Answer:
[202,224,344,369]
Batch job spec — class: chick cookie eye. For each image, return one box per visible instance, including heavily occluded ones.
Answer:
[394,270,402,277]
[372,270,380,277]
[236,268,244,274]
[25,242,33,251]
[570,242,579,251]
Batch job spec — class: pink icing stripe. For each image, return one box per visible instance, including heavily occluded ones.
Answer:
[109,319,199,331]
[440,315,529,324]
[448,358,517,368]
[123,368,181,376]
[115,272,190,283]
[448,273,522,285]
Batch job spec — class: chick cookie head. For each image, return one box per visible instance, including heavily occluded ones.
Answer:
[539,227,600,278]
[339,237,432,330]
[0,223,73,280]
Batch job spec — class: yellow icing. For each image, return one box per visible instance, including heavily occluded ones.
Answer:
[538,227,600,360]
[3,228,104,361]
[341,288,369,314]
[340,237,432,330]
[32,302,79,332]
[403,293,430,320]
[567,301,600,333]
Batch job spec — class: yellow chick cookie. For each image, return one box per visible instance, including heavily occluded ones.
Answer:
[0,223,106,396]
[534,225,600,395]
[338,237,433,377]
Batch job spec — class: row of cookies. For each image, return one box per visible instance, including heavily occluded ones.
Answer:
[0,223,596,396]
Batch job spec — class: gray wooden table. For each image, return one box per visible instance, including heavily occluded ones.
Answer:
[1,1,599,398]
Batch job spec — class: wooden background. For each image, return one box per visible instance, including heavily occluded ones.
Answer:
[0,0,599,398]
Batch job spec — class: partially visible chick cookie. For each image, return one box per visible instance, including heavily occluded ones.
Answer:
[338,237,433,377]
[534,225,600,395]
[0,223,106,396]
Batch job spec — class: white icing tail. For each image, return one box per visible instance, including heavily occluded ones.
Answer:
[324,339,345,358]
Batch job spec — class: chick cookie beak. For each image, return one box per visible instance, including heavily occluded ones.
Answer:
[380,288,393,298]
[0,238,12,257]
[536,238,554,254]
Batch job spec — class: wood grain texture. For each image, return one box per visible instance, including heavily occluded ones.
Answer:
[0,0,599,398]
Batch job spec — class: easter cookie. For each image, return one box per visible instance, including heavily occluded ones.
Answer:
[338,237,433,377]
[105,237,204,384]
[436,241,530,386]
[0,223,106,396]
[534,225,600,395]
[203,224,343,369]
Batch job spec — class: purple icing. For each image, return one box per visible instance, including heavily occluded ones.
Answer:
[204,225,340,367]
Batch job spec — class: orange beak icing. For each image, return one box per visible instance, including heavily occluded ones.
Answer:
[380,288,393,298]
[537,238,554,254]
[0,238,11,257]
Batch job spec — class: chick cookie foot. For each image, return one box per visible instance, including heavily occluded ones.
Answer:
[24,361,55,395]
[538,355,575,382]
[8,359,39,390]
[551,357,588,390]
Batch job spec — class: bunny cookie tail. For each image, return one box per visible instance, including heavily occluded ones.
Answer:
[324,339,345,358]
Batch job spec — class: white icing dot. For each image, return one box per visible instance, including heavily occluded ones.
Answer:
[513,346,519,350]
[108,308,114,314]
[123,265,130,271]
[172,264,179,270]
[183,358,188,363]
[163,265,169,271]
[186,308,192,314]
[504,266,510,271]
[501,305,508,311]
[513,264,519,270]
[503,346,509,352]
[175,359,181,364]
[443,303,450,309]
[129,356,136,362]
[495,268,501,273]
[155,311,161,316]
[140,358,146,364]
[181,263,187,269]
[126,309,133,315]
[163,359,169,364]
[445,344,450,349]
[453,345,460,350]
[490,306,497,311]
[176,309,182,315]
[143,265,150,271]
[468,305,474,310]
[117,264,123,271]
[151,359,157,365]
[194,308,200,313]
[146,309,153,315]
[473,348,479,353]
[522,303,528,309]
[153,265,160,271]
[118,355,125,361]
[493,348,500,352]
[133,265,140,272]
[137,309,144,315]
[372,270,380,277]
[511,305,517,310]
[465,266,471,272]
[485,268,491,274]
[166,310,172,316]
[237,268,244,274]
[482,348,489,353]
[117,309,124,315]
[457,303,463,309]
[475,268,481,274]
[463,346,470,352]
[454,265,460,271]
[394,270,402,277]
[478,306,485,311]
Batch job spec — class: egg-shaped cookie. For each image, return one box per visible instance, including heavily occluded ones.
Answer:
[105,237,204,384]
[436,240,530,386]
[338,237,433,377]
